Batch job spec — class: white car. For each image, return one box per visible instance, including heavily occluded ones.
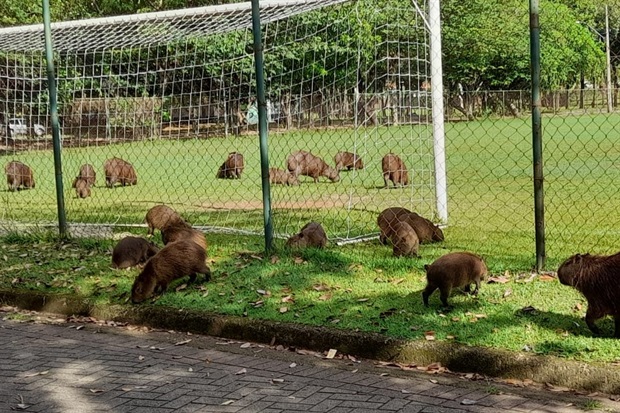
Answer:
[6,118,46,137]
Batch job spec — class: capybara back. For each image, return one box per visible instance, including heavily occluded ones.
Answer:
[269,168,299,186]
[286,221,327,249]
[161,222,208,252]
[5,161,35,191]
[145,205,185,236]
[104,157,137,187]
[423,252,487,307]
[287,150,340,183]
[334,151,364,171]
[216,152,244,179]
[382,153,409,187]
[112,236,159,269]
[77,164,96,186]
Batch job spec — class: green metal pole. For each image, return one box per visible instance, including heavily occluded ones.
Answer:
[250,0,273,252]
[42,0,67,238]
[529,0,545,271]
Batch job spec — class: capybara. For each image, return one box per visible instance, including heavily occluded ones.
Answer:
[423,252,487,307]
[287,150,340,183]
[377,207,443,245]
[76,163,96,186]
[5,161,35,191]
[269,168,299,186]
[161,221,208,253]
[112,236,159,269]
[104,157,137,187]
[286,221,327,249]
[334,151,364,171]
[216,151,244,179]
[73,177,91,198]
[390,221,419,257]
[130,239,211,303]
[557,252,620,337]
[145,205,185,236]
[382,153,409,187]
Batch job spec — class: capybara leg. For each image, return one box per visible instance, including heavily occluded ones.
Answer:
[383,174,389,188]
[188,273,197,284]
[422,284,438,307]
[379,232,388,245]
[463,284,471,293]
[199,264,211,282]
[585,308,601,335]
[147,226,154,237]
[439,287,452,308]
[614,316,620,338]
[471,280,480,296]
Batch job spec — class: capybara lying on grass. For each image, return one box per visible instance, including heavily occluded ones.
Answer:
[76,163,96,186]
[269,168,299,186]
[557,252,620,338]
[377,207,444,244]
[287,150,340,183]
[382,153,409,187]
[73,177,91,198]
[145,205,185,236]
[423,252,487,307]
[112,236,159,269]
[390,221,419,257]
[216,152,244,179]
[5,161,35,191]
[161,221,208,253]
[286,221,327,249]
[334,151,364,171]
[131,239,211,303]
[104,157,137,187]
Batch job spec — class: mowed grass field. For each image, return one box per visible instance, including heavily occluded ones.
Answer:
[2,113,620,362]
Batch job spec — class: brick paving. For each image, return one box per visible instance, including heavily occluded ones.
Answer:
[0,317,617,413]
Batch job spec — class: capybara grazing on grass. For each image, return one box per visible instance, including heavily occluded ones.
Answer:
[390,221,419,257]
[269,168,299,186]
[112,236,159,269]
[423,252,487,307]
[287,150,340,183]
[76,163,96,186]
[216,151,244,179]
[382,153,409,188]
[334,151,364,171]
[145,205,185,236]
[161,221,208,252]
[286,221,327,249]
[104,157,137,187]
[73,177,91,198]
[408,214,444,244]
[377,207,413,245]
[5,161,35,191]
[377,207,443,245]
[557,252,620,338]
[131,239,211,303]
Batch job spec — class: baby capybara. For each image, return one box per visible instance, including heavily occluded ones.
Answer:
[287,150,340,183]
[286,221,327,249]
[390,221,419,257]
[382,153,409,188]
[131,239,211,303]
[145,205,185,236]
[161,221,208,253]
[216,152,244,179]
[557,252,620,338]
[112,236,159,269]
[76,163,96,186]
[269,168,299,186]
[5,161,35,191]
[377,207,444,245]
[73,177,91,198]
[104,157,137,187]
[334,151,364,171]
[423,252,487,307]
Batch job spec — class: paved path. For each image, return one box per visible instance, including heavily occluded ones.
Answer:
[0,312,617,413]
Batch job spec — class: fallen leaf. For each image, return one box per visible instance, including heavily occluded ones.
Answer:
[138,356,145,361]
[380,373,389,376]
[270,255,280,264]
[357,298,370,302]
[271,378,284,383]
[503,289,512,298]
[175,283,187,292]
[76,325,84,330]
[401,389,410,393]
[289,363,297,368]
[430,379,438,384]
[461,399,477,405]
[351,369,358,373]
[313,283,329,291]
[474,314,487,319]
[279,307,288,313]
[221,400,235,405]
[235,368,247,375]
[390,278,405,285]
[174,339,192,346]
[188,367,193,372]
[24,371,49,377]
[256,289,271,296]
[281,295,294,303]
[424,331,436,341]
[240,343,252,349]
[293,257,305,264]
[250,254,263,261]
[539,274,556,281]
[89,389,104,394]
[488,276,510,284]
[318,293,332,301]
[325,349,337,359]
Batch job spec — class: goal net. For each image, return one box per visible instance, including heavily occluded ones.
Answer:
[0,0,436,243]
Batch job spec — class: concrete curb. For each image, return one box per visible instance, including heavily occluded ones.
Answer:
[2,289,619,395]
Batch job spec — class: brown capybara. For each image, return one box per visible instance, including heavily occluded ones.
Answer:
[269,168,299,186]
[286,221,327,249]
[76,163,96,186]
[334,151,364,171]
[130,239,211,303]
[145,205,185,236]
[5,161,35,191]
[557,252,620,338]
[287,150,340,183]
[377,207,444,245]
[216,152,244,179]
[112,236,160,269]
[382,153,409,188]
[390,221,419,257]
[73,177,91,198]
[423,252,487,307]
[104,157,137,187]
[161,221,208,253]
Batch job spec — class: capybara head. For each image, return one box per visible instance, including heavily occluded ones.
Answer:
[286,222,327,249]
[5,160,35,191]
[145,205,185,236]
[112,236,159,269]
[74,178,91,198]
[391,221,419,257]
[131,270,159,304]
[557,253,588,287]
[324,166,340,183]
